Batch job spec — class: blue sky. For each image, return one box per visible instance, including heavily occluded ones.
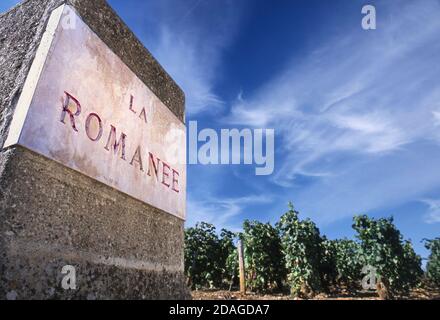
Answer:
[1,0,439,260]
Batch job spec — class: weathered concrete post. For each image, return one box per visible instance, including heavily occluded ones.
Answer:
[0,0,189,300]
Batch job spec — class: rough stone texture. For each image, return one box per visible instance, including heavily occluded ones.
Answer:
[0,0,189,300]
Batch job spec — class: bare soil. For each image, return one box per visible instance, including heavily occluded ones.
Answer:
[192,286,440,300]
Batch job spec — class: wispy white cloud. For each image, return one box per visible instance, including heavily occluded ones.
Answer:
[421,199,440,224]
[132,0,247,115]
[432,111,440,127]
[114,0,440,229]
[186,194,273,231]
[223,0,440,224]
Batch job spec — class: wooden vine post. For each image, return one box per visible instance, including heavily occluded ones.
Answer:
[238,240,246,295]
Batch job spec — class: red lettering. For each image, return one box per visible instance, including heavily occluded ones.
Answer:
[129,95,137,114]
[58,91,181,195]
[85,113,103,142]
[60,91,81,132]
[130,146,144,171]
[162,162,171,188]
[139,108,147,124]
[147,152,160,179]
[104,125,127,160]
[172,169,180,193]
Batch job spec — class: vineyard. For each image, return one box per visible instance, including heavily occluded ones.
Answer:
[185,204,440,300]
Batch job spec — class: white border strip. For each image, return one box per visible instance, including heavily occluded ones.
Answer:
[3,5,66,149]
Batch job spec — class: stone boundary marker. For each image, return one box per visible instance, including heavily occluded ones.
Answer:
[0,0,190,300]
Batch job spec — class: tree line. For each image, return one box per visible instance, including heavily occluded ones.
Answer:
[184,203,440,299]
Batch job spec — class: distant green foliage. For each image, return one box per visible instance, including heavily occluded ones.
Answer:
[319,238,363,290]
[401,240,424,288]
[353,215,423,298]
[320,238,338,291]
[184,205,428,299]
[332,239,363,287]
[276,204,322,297]
[184,223,222,289]
[242,220,286,293]
[220,229,239,289]
[184,223,238,289]
[425,238,440,286]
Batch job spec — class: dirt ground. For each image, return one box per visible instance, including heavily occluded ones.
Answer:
[192,286,440,300]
